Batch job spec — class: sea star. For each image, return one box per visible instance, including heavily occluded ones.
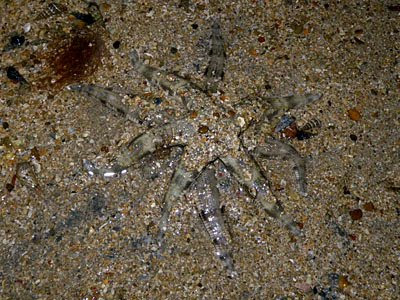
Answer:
[67,21,321,276]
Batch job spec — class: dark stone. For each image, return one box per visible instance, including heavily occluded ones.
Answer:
[154,97,162,105]
[349,134,357,141]
[10,35,25,47]
[6,66,27,84]
[113,40,121,49]
[71,12,96,25]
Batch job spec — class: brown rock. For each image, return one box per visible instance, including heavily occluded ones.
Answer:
[348,108,361,121]
[363,202,375,211]
[349,208,363,220]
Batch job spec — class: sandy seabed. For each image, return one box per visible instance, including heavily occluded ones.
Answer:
[0,1,399,299]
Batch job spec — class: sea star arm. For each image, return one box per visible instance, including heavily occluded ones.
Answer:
[191,165,235,274]
[157,162,195,246]
[220,155,301,236]
[83,118,195,177]
[253,137,307,196]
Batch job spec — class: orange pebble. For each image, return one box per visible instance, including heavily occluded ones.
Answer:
[348,108,361,121]
[189,111,198,119]
[249,48,258,57]
[220,95,229,101]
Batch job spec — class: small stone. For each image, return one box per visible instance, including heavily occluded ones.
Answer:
[189,111,198,119]
[5,183,14,192]
[236,116,245,127]
[220,95,228,101]
[249,48,258,57]
[71,12,96,25]
[198,125,209,134]
[154,97,162,105]
[191,23,198,29]
[23,23,31,33]
[343,186,351,194]
[228,110,236,117]
[10,35,25,47]
[291,22,304,34]
[349,208,363,220]
[295,282,312,293]
[170,47,178,54]
[100,145,109,153]
[363,202,375,212]
[296,130,314,140]
[348,108,361,121]
[2,121,9,129]
[113,41,121,49]
[355,29,364,35]
[338,275,350,289]
[6,66,27,84]
[258,36,265,43]
[349,134,357,141]
[348,234,357,241]
[388,5,400,11]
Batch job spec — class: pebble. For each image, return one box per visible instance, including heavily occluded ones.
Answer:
[154,97,162,105]
[5,183,14,192]
[296,130,314,140]
[23,23,31,33]
[113,41,121,49]
[189,111,198,119]
[258,36,265,43]
[10,35,25,47]
[348,234,357,241]
[348,108,361,121]
[71,12,96,25]
[228,110,236,117]
[249,48,258,57]
[387,5,400,11]
[295,282,312,293]
[363,202,375,212]
[6,66,28,84]
[349,134,358,141]
[291,22,304,34]
[349,209,363,220]
[198,125,209,134]
[338,275,350,289]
